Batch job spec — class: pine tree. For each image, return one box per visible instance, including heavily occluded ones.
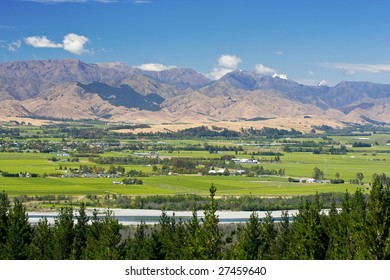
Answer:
[273,210,290,259]
[149,226,165,260]
[125,221,153,259]
[28,217,54,259]
[53,207,75,259]
[366,174,390,259]
[4,200,32,259]
[85,210,123,260]
[0,191,10,259]
[350,189,370,258]
[259,211,277,259]
[288,194,328,259]
[171,219,189,259]
[200,183,223,259]
[186,209,205,259]
[324,199,340,259]
[333,189,369,259]
[97,210,123,259]
[71,203,89,259]
[84,209,102,259]
[236,212,261,259]
[156,210,175,259]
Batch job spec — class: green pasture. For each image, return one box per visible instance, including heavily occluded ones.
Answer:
[0,152,60,174]
[156,150,227,158]
[0,175,362,197]
[1,147,389,183]
[0,152,154,174]
[1,138,389,199]
[259,152,390,180]
[332,134,390,146]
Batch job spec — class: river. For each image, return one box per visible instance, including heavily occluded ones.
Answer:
[28,209,300,225]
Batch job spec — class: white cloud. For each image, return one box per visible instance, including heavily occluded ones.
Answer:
[255,64,275,75]
[323,63,390,75]
[209,67,236,80]
[63,33,89,55]
[6,40,22,52]
[25,36,62,48]
[137,63,176,71]
[208,54,242,80]
[275,50,283,55]
[218,54,241,69]
[308,70,314,76]
[24,33,89,55]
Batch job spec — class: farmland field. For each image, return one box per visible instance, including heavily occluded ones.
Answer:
[1,123,390,203]
[0,175,363,197]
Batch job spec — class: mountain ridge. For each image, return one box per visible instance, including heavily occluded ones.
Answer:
[0,59,389,127]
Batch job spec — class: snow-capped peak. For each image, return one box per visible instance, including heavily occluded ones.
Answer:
[318,80,330,87]
[272,73,288,80]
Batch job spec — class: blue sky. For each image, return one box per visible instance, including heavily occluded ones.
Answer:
[1,0,390,85]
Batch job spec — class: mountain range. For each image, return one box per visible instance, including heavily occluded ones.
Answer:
[1,59,389,129]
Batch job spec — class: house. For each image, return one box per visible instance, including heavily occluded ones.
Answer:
[231,158,258,164]
[56,152,70,157]
[208,168,229,175]
[299,178,316,183]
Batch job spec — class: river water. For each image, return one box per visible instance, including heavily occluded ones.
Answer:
[28,209,299,225]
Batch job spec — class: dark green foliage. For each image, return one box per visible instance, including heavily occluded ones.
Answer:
[258,211,277,259]
[312,167,324,180]
[28,218,54,259]
[71,203,89,259]
[4,200,32,259]
[173,126,240,138]
[242,127,302,139]
[185,209,204,259]
[352,142,371,148]
[122,178,143,185]
[53,207,74,259]
[288,194,328,259]
[83,210,123,259]
[200,183,223,259]
[366,174,390,259]
[83,209,103,259]
[273,211,290,259]
[356,172,365,184]
[0,190,10,256]
[330,179,345,184]
[125,222,153,259]
[234,212,262,259]
[95,211,123,259]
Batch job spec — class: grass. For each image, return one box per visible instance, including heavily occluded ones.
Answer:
[0,174,363,197]
[260,152,390,180]
[0,152,155,174]
[1,134,389,199]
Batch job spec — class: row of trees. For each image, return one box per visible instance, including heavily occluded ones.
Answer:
[1,174,390,259]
